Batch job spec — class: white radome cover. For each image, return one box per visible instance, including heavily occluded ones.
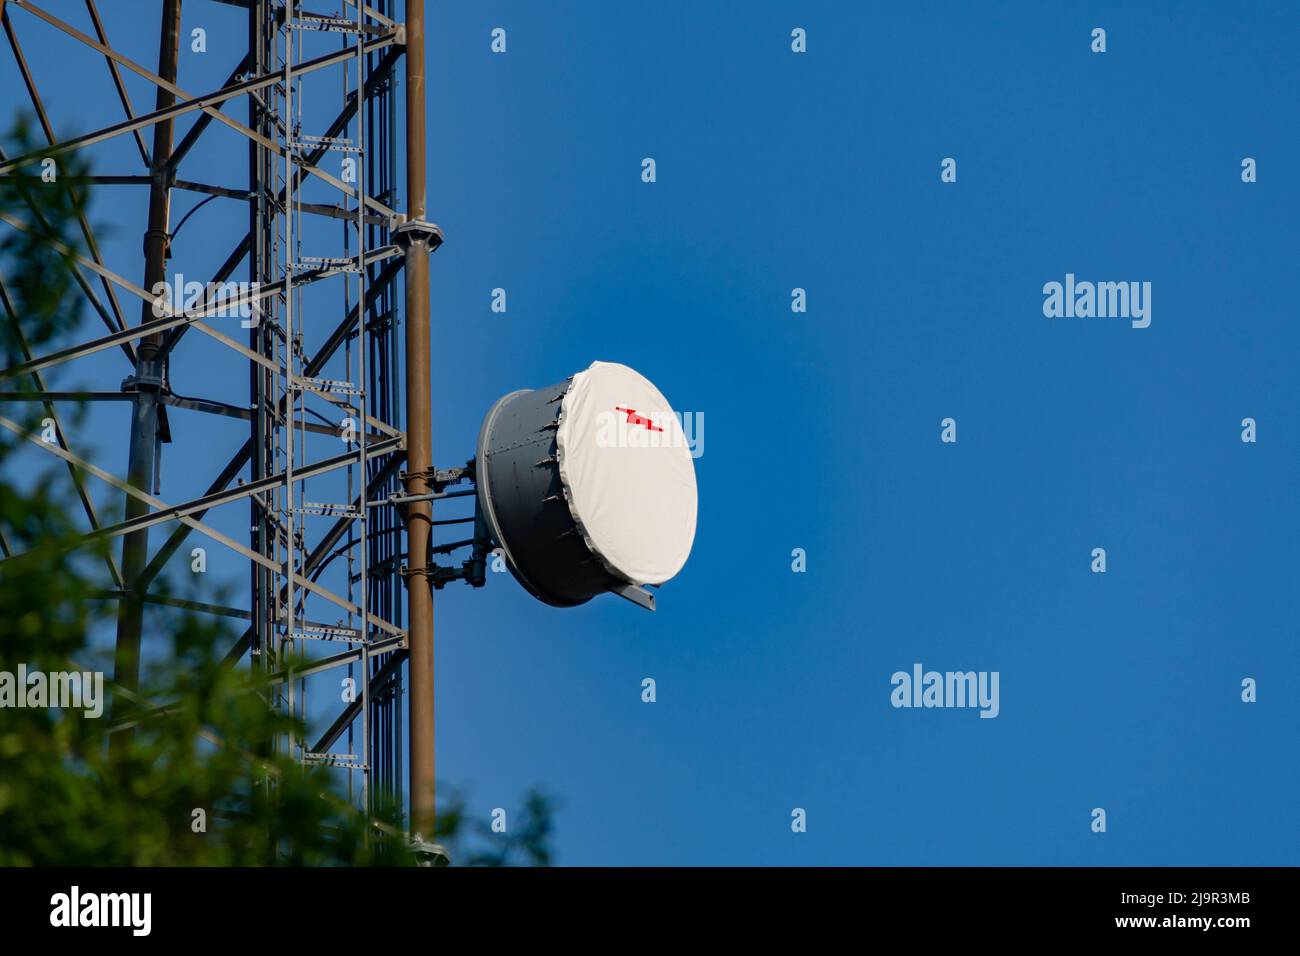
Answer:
[555,361,697,586]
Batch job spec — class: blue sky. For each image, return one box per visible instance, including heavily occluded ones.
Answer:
[3,0,1299,864]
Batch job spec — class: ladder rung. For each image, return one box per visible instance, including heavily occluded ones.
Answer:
[291,624,364,642]
[291,134,362,155]
[292,256,362,274]
[291,16,379,35]
[303,753,368,770]
[295,376,361,395]
[294,503,361,517]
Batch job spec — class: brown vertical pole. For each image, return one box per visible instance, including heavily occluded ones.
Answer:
[403,0,436,841]
[113,0,182,743]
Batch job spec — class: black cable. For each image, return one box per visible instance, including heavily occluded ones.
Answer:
[169,193,218,242]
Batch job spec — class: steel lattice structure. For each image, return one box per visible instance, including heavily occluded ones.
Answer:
[0,0,444,849]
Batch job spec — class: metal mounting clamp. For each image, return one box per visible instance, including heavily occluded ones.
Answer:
[409,833,449,867]
[392,218,444,251]
[611,582,656,612]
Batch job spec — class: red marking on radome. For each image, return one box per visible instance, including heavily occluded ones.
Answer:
[614,406,664,433]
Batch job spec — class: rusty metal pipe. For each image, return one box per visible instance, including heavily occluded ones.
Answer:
[403,0,436,841]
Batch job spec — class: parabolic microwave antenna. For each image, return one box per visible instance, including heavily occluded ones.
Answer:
[476,361,698,610]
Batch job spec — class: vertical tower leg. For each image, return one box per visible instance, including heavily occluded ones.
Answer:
[113,0,182,743]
